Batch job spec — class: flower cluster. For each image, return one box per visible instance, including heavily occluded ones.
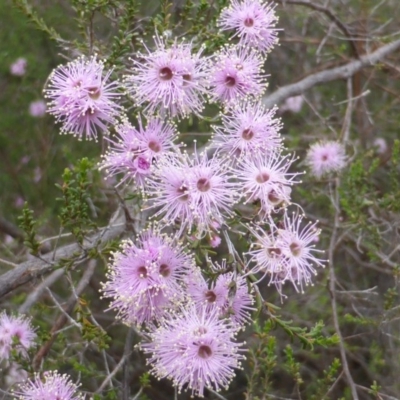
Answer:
[0,312,36,363]
[14,371,83,400]
[44,55,121,140]
[40,0,337,396]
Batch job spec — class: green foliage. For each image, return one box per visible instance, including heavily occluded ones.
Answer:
[246,323,277,398]
[309,358,341,400]
[56,158,97,244]
[263,302,339,349]
[18,203,41,255]
[75,296,111,349]
[12,0,65,42]
[284,345,303,386]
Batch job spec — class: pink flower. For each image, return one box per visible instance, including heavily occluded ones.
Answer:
[306,141,346,178]
[218,0,279,54]
[14,196,25,208]
[210,45,265,104]
[125,36,208,117]
[101,231,196,325]
[15,370,83,400]
[210,234,222,248]
[44,55,122,140]
[33,167,42,183]
[99,117,177,187]
[0,312,36,362]
[187,262,254,327]
[146,150,236,236]
[372,138,387,154]
[246,212,325,295]
[4,363,28,388]
[212,101,282,157]
[234,151,300,214]
[29,100,47,117]
[141,306,245,397]
[282,95,304,113]
[10,58,27,76]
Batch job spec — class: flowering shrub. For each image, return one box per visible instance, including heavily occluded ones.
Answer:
[2,0,400,399]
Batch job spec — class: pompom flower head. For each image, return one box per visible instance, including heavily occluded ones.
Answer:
[0,312,36,362]
[233,151,300,215]
[141,306,245,397]
[29,100,47,118]
[210,45,265,105]
[246,212,325,296]
[44,55,121,140]
[101,231,196,325]
[212,101,282,158]
[306,140,346,178]
[187,261,254,328]
[99,117,177,188]
[125,36,208,117]
[146,149,237,237]
[10,58,27,76]
[218,0,279,54]
[14,370,83,400]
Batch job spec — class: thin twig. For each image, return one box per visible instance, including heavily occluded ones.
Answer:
[32,261,97,369]
[122,328,135,400]
[0,216,24,240]
[277,0,360,57]
[340,78,354,142]
[96,354,128,394]
[327,178,359,400]
[18,268,65,314]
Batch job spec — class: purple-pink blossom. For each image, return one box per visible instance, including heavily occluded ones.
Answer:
[29,100,47,118]
[15,371,83,400]
[99,117,177,187]
[44,55,121,140]
[306,140,346,178]
[0,312,36,362]
[234,151,300,215]
[101,231,196,325]
[218,0,279,54]
[187,261,254,327]
[212,101,282,157]
[141,305,245,397]
[246,212,325,295]
[210,45,265,104]
[146,150,237,236]
[125,36,208,117]
[10,58,27,76]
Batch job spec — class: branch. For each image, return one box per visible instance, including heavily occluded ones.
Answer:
[328,178,359,400]
[32,260,97,370]
[262,38,400,108]
[0,216,24,240]
[277,0,360,57]
[0,218,126,300]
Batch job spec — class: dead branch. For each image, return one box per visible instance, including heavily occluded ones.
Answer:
[0,217,126,300]
[262,38,400,108]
